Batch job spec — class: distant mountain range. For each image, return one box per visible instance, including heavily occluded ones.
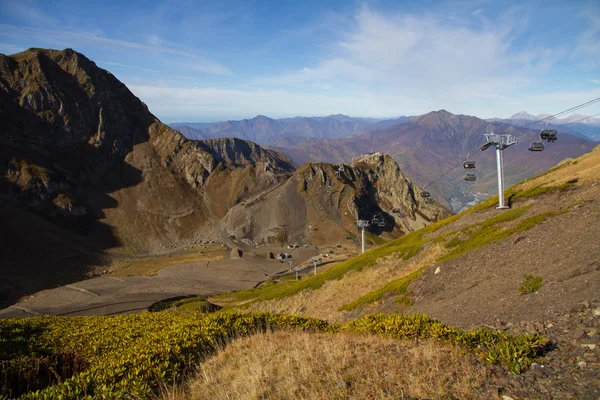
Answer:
[169,115,410,145]
[171,110,596,211]
[488,111,600,141]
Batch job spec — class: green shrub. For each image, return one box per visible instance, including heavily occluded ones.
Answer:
[342,313,547,374]
[518,274,543,294]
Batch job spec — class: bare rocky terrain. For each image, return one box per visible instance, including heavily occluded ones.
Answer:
[0,48,445,309]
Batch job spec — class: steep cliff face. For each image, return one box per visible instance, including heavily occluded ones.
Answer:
[197,137,295,172]
[222,153,449,246]
[0,48,291,253]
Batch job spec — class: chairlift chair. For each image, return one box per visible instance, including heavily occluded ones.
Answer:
[463,160,476,169]
[528,141,545,152]
[378,221,385,227]
[464,173,476,182]
[420,191,431,198]
[540,128,557,142]
[371,217,379,224]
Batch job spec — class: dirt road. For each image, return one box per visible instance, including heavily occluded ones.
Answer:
[0,249,316,318]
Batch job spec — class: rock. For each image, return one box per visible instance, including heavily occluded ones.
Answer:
[572,303,587,313]
[571,328,586,339]
[576,361,587,368]
[501,395,515,400]
[592,308,600,317]
[434,267,441,274]
[267,252,274,259]
[581,344,597,350]
[230,247,243,259]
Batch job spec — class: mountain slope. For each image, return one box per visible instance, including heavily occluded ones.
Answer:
[213,145,600,398]
[274,110,595,211]
[0,48,447,306]
[0,48,294,304]
[221,153,449,246]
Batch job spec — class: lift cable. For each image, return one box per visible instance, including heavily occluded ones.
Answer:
[420,97,600,192]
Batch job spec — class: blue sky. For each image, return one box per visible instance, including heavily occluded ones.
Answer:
[1,0,599,122]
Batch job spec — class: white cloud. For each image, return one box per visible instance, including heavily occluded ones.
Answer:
[255,6,559,101]
[574,12,600,68]
[98,61,163,74]
[127,84,438,119]
[243,5,598,118]
[0,42,24,54]
[0,24,232,75]
[0,0,57,25]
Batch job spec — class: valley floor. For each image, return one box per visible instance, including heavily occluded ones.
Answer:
[0,246,324,318]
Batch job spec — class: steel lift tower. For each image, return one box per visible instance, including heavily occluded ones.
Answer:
[357,219,370,254]
[480,133,518,209]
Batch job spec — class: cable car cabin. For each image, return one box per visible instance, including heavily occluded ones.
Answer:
[464,173,476,181]
[528,141,545,152]
[540,129,557,142]
[463,160,476,169]
[420,191,431,198]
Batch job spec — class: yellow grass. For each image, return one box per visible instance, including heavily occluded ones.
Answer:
[162,331,493,400]
[247,243,445,322]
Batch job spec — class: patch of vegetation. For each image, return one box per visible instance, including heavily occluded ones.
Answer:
[518,274,544,294]
[345,231,356,240]
[0,313,332,399]
[365,231,386,245]
[437,205,531,262]
[149,296,221,313]
[0,312,547,398]
[509,182,575,203]
[216,216,460,306]
[339,268,424,311]
[444,236,463,248]
[343,313,547,374]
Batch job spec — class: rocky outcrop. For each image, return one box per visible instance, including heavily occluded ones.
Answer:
[0,48,292,253]
[197,137,295,172]
[222,152,450,246]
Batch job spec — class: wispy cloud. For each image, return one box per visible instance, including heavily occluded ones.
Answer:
[0,0,57,25]
[574,12,600,68]
[0,24,232,75]
[0,42,24,54]
[98,61,162,74]
[247,5,576,118]
[257,6,548,94]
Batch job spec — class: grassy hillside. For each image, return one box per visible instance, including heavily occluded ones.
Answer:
[225,145,599,324]
[0,312,545,399]
[2,146,598,399]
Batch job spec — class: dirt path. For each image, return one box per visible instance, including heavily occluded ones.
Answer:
[0,252,316,318]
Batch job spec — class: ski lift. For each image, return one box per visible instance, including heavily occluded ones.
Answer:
[464,173,476,182]
[480,142,493,151]
[528,141,545,152]
[540,128,557,142]
[463,160,476,169]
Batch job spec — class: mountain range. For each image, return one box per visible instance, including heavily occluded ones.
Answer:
[488,111,600,141]
[0,48,444,305]
[170,115,410,145]
[173,111,595,211]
